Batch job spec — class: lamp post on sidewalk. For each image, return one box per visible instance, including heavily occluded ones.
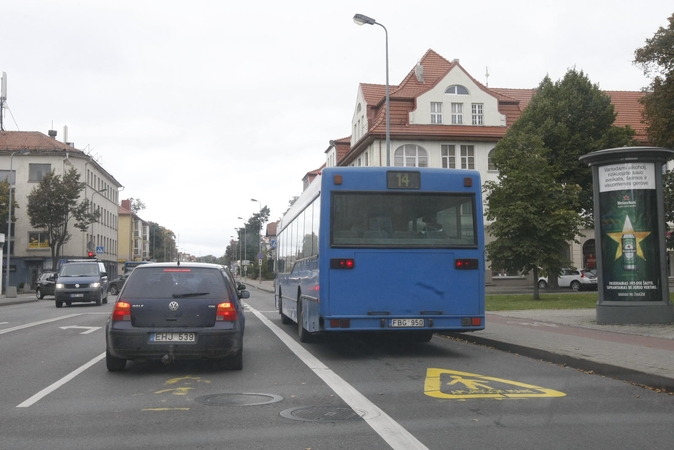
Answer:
[251,198,262,283]
[88,188,106,256]
[353,13,390,166]
[237,217,247,279]
[6,150,30,294]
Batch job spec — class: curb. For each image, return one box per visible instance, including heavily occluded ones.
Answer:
[446,332,674,393]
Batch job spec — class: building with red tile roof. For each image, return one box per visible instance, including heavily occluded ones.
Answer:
[319,49,649,281]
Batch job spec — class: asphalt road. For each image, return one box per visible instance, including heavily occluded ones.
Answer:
[1,289,673,450]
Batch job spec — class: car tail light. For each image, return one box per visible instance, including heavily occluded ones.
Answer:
[112,301,131,321]
[216,302,237,321]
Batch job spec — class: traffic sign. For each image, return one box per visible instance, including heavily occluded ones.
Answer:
[96,246,104,254]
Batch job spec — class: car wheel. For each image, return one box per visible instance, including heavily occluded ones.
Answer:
[55,300,63,308]
[297,296,313,343]
[109,285,119,296]
[106,349,127,372]
[571,280,581,291]
[538,280,548,289]
[95,291,102,306]
[36,288,44,300]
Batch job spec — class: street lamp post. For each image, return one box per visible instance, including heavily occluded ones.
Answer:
[6,150,30,293]
[353,13,390,166]
[251,198,262,283]
[237,217,247,278]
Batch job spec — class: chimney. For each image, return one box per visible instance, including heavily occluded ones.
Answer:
[121,199,131,210]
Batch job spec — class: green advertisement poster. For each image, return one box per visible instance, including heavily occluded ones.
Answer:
[598,162,661,301]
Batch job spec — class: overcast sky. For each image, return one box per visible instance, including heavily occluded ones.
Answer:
[2,0,672,257]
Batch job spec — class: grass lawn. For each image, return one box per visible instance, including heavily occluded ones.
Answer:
[486,293,599,311]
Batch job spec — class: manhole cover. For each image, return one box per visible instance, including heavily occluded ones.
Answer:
[280,406,365,422]
[195,393,283,407]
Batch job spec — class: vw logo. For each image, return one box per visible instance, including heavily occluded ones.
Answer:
[75,284,80,288]
[168,301,179,312]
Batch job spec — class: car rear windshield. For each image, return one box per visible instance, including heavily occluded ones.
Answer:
[59,264,99,277]
[121,267,232,300]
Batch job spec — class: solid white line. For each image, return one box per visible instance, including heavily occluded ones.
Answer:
[246,303,429,450]
[17,352,106,408]
[0,314,82,335]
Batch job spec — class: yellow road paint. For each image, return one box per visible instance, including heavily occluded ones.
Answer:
[154,387,194,396]
[164,376,210,385]
[424,368,566,399]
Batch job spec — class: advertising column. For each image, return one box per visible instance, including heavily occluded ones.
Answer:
[580,147,674,324]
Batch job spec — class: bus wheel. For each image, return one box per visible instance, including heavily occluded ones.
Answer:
[279,295,292,325]
[297,298,313,343]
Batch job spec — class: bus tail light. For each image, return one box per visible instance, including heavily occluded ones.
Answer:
[111,301,131,321]
[455,258,478,270]
[462,317,483,327]
[330,258,355,269]
[329,319,351,328]
[216,302,238,321]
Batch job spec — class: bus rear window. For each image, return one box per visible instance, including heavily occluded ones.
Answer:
[331,192,477,247]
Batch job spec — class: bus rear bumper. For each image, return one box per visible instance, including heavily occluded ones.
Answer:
[322,316,485,332]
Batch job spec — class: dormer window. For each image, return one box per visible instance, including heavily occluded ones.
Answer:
[445,85,469,95]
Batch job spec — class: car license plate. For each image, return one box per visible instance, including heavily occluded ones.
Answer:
[71,293,84,298]
[151,332,196,342]
[390,318,425,328]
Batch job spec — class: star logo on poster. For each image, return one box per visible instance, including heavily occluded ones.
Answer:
[607,215,650,260]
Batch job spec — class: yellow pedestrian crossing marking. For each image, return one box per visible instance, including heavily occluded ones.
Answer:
[424,368,566,400]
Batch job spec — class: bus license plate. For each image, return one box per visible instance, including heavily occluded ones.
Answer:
[151,332,196,342]
[390,319,424,328]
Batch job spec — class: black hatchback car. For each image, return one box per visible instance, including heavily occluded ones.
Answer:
[105,262,249,371]
[35,271,57,299]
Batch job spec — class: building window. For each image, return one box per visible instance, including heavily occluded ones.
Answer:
[472,103,483,125]
[364,151,369,166]
[431,102,443,124]
[441,145,456,169]
[445,85,469,95]
[394,145,428,167]
[488,149,497,171]
[461,145,475,169]
[451,103,463,124]
[29,164,51,182]
[28,231,50,249]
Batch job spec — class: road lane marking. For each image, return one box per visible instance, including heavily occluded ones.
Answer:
[59,325,102,334]
[246,303,429,450]
[424,368,567,399]
[17,353,105,408]
[0,314,82,335]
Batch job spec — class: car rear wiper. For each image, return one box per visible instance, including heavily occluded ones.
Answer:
[172,292,209,298]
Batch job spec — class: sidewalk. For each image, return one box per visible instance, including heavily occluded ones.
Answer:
[4,280,674,392]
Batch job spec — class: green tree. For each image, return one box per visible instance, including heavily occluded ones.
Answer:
[511,70,636,224]
[237,206,271,279]
[485,128,583,299]
[128,198,146,214]
[634,13,674,149]
[26,169,99,268]
[634,14,674,249]
[148,222,177,262]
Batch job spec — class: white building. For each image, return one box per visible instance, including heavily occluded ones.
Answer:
[0,130,122,290]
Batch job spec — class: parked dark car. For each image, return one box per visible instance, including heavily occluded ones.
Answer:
[35,271,57,299]
[108,273,131,295]
[105,262,249,371]
[55,260,109,307]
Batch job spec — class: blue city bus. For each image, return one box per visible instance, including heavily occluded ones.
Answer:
[275,167,485,342]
